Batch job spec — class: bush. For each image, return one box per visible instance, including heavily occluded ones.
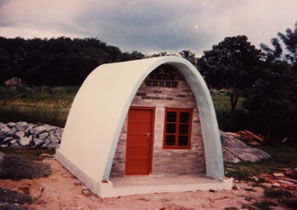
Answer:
[0,153,52,179]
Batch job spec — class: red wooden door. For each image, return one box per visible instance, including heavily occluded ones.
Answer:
[125,107,154,175]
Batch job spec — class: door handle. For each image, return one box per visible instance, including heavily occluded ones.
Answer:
[145,133,151,137]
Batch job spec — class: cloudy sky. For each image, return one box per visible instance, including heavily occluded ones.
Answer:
[0,0,296,55]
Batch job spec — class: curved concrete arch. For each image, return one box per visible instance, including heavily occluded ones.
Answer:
[56,56,224,196]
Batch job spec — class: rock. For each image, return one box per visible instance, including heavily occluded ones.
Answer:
[15,131,25,138]
[42,124,57,131]
[19,136,32,146]
[273,172,284,177]
[50,134,60,143]
[221,131,271,163]
[43,139,51,146]
[16,121,28,131]
[32,126,47,135]
[11,142,21,148]
[38,132,49,140]
[260,183,272,188]
[81,189,92,197]
[2,137,14,143]
[221,131,249,148]
[0,123,10,138]
[10,139,17,144]
[55,129,63,138]
[7,127,17,136]
[278,180,295,185]
[7,122,16,127]
[24,123,35,133]
[33,138,43,147]
[250,176,259,182]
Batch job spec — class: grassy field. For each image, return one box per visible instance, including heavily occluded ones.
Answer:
[0,86,78,127]
[210,90,249,131]
[0,86,244,129]
[210,89,245,112]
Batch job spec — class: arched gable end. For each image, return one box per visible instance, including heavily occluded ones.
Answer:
[103,57,224,180]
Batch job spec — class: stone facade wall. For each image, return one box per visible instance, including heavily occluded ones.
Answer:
[110,68,205,177]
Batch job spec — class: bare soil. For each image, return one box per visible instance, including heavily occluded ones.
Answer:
[0,158,296,210]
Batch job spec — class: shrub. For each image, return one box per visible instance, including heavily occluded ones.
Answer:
[0,153,52,179]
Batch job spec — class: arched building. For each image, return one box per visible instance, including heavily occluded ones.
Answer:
[56,56,232,198]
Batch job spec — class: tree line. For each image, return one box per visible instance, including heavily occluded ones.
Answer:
[0,37,145,86]
[0,22,296,143]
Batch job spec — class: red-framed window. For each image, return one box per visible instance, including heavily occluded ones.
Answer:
[163,108,192,149]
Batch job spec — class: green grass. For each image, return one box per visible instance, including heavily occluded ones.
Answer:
[0,86,245,128]
[210,90,250,131]
[0,86,246,128]
[0,85,78,101]
[225,145,297,180]
[0,85,78,127]
[210,90,245,112]
[0,103,70,127]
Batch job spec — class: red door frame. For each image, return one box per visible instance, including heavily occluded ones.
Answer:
[125,106,155,175]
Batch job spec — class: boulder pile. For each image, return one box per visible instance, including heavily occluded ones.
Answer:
[0,122,62,149]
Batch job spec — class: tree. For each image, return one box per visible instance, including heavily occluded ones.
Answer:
[198,35,263,112]
[261,22,297,63]
[0,37,146,86]
[244,22,297,143]
[179,50,197,66]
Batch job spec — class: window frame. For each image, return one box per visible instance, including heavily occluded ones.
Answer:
[163,108,193,149]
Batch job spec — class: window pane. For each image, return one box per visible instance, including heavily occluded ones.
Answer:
[167,112,176,122]
[180,112,190,122]
[166,124,176,133]
[179,124,189,134]
[178,136,188,146]
[166,135,176,145]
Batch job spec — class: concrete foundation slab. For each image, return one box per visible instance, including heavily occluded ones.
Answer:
[99,175,233,198]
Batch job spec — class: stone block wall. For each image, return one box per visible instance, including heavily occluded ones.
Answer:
[110,68,205,177]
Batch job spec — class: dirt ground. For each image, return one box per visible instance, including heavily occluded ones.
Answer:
[0,158,296,210]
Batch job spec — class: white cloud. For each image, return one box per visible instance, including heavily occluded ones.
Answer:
[0,0,296,54]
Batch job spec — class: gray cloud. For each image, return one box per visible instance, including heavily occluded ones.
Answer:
[0,0,297,55]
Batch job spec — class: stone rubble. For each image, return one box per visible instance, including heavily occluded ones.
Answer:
[0,122,63,149]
